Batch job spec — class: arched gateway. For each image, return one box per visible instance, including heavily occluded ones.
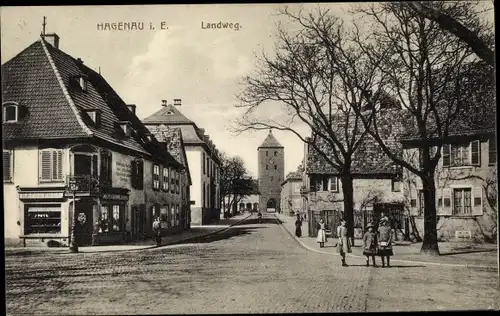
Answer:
[266,198,277,213]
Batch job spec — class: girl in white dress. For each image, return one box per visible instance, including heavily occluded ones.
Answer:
[316,218,328,248]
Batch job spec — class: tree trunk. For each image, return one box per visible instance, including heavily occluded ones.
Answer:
[341,175,355,247]
[420,170,440,255]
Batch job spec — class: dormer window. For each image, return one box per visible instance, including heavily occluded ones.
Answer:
[71,75,88,92]
[119,121,132,137]
[84,109,101,127]
[3,102,19,123]
[166,110,174,115]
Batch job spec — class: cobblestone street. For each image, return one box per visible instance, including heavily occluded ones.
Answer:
[6,214,499,315]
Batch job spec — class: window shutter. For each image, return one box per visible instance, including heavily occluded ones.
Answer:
[489,136,497,164]
[472,186,483,216]
[415,189,421,215]
[40,150,52,181]
[442,145,450,167]
[131,160,138,189]
[3,151,11,181]
[471,140,480,166]
[436,189,445,216]
[418,148,424,169]
[138,160,144,190]
[106,152,112,183]
[442,188,453,216]
[92,155,98,179]
[52,150,63,180]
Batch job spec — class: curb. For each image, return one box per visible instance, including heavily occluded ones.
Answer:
[275,215,498,270]
[9,214,254,255]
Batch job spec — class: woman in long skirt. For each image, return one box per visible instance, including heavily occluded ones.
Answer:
[377,217,394,268]
[295,214,302,238]
[316,218,327,248]
[336,219,352,267]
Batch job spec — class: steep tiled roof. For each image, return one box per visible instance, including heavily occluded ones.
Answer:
[306,109,404,176]
[307,135,400,175]
[258,130,283,148]
[2,41,89,140]
[142,106,221,162]
[143,104,194,125]
[2,38,182,168]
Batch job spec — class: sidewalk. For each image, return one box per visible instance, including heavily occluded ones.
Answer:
[276,213,498,269]
[5,213,251,255]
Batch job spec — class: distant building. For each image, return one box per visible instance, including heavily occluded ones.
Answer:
[258,130,285,213]
[2,34,186,247]
[280,169,303,217]
[143,102,221,225]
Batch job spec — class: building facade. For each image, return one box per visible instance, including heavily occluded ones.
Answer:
[303,133,404,239]
[280,170,303,217]
[257,130,285,213]
[3,35,188,247]
[402,111,497,242]
[143,102,221,225]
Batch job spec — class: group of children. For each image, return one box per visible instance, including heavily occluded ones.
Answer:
[315,216,394,268]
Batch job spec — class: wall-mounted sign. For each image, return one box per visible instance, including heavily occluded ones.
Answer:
[102,193,129,201]
[19,192,64,200]
[115,160,132,186]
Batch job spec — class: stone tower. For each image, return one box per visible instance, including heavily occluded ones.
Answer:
[258,130,285,213]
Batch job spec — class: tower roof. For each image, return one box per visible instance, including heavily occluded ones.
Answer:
[258,130,283,148]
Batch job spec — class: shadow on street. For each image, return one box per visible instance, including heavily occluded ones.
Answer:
[439,249,497,256]
[235,217,283,226]
[177,226,259,244]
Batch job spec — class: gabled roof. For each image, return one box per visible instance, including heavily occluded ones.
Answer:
[149,125,192,185]
[143,104,194,125]
[2,37,182,168]
[258,130,283,148]
[142,105,221,163]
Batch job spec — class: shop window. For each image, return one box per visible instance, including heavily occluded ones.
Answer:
[160,206,168,223]
[25,205,61,234]
[176,205,180,226]
[112,205,122,231]
[99,206,110,233]
[170,205,175,227]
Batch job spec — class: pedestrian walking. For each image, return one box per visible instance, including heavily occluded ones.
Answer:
[295,214,302,238]
[336,219,351,267]
[316,218,327,248]
[153,217,161,246]
[363,222,378,267]
[377,216,394,268]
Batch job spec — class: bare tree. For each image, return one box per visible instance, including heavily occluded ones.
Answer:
[406,1,495,66]
[233,7,385,243]
[348,2,494,254]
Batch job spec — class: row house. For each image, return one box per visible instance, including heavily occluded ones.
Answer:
[402,103,497,242]
[280,168,303,217]
[143,101,221,225]
[303,133,405,239]
[2,34,188,247]
[148,125,192,232]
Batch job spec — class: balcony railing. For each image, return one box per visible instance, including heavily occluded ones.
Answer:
[66,175,100,194]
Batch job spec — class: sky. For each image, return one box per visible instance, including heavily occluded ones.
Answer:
[1,3,493,178]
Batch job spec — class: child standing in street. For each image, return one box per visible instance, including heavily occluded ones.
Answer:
[316,218,328,248]
[336,219,351,267]
[363,222,378,267]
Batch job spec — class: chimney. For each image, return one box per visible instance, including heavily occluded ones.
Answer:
[76,58,84,65]
[127,104,137,115]
[174,98,182,106]
[42,33,60,49]
[162,100,168,107]
[199,128,205,136]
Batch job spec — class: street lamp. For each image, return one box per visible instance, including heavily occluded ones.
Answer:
[68,179,80,253]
